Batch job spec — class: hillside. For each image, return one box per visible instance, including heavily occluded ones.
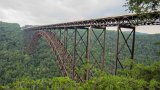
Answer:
[0,22,160,89]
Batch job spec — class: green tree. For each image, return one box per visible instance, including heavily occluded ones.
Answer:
[124,0,160,13]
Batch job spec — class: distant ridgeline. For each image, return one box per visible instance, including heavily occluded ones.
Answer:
[0,21,159,85]
[0,21,21,31]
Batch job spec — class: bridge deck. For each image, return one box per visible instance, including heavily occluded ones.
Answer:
[26,12,160,30]
[25,11,160,80]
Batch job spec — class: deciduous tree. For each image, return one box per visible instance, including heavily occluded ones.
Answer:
[124,0,160,13]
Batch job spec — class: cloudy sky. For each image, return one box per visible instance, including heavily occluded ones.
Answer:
[0,0,159,34]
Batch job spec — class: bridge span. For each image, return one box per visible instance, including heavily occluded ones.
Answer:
[24,12,160,81]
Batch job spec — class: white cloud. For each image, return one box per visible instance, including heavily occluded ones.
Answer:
[0,8,36,25]
[0,0,159,34]
[136,26,160,34]
[106,25,160,34]
[0,0,127,26]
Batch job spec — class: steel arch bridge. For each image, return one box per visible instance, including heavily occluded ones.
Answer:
[24,12,160,81]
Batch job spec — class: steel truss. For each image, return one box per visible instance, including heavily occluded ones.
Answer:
[115,24,135,75]
[24,12,160,81]
[24,12,160,30]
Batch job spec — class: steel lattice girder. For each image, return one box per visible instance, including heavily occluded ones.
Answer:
[25,12,159,81]
[24,12,160,30]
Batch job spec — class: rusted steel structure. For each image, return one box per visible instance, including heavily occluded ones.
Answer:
[24,12,160,81]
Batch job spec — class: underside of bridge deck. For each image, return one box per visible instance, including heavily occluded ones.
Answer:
[24,12,160,81]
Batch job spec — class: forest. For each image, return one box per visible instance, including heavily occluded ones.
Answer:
[0,21,160,90]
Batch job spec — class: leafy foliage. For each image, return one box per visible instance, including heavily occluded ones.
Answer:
[0,21,160,90]
[120,59,160,82]
[0,22,60,85]
[1,77,80,90]
[82,75,147,90]
[0,72,160,90]
[124,0,160,13]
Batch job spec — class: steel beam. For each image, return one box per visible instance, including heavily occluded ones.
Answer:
[64,28,68,49]
[72,27,77,79]
[25,12,159,31]
[24,12,160,81]
[115,24,135,75]
[85,26,91,80]
[102,28,106,71]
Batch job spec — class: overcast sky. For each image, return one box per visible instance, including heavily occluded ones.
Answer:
[0,0,159,34]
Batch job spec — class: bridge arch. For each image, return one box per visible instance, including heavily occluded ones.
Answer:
[25,12,160,81]
[27,30,71,76]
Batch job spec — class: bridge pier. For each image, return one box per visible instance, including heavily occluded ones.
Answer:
[102,28,106,71]
[64,28,68,49]
[24,12,159,81]
[85,26,92,80]
[115,24,135,75]
[72,27,77,80]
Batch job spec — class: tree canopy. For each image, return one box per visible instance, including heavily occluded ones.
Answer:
[124,0,160,13]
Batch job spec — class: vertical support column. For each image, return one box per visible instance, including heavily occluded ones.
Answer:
[72,27,77,79]
[59,29,62,42]
[86,26,91,60]
[131,27,135,59]
[115,24,135,75]
[102,28,106,71]
[115,25,120,75]
[64,28,68,49]
[130,27,135,69]
[85,26,91,80]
